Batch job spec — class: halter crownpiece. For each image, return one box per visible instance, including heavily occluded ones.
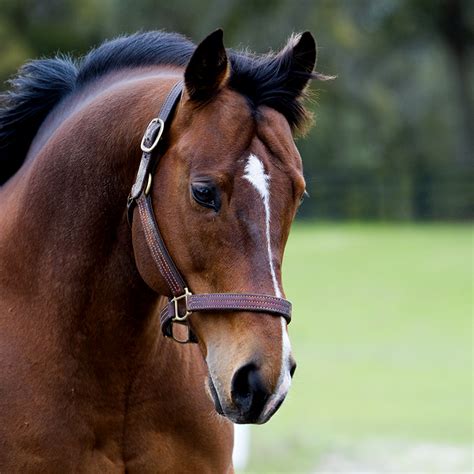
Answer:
[128,81,292,343]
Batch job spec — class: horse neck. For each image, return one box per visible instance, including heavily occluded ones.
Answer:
[2,72,179,361]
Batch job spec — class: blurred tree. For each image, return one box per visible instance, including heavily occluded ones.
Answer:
[0,0,471,220]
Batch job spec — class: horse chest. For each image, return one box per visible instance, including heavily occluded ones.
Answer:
[0,324,233,473]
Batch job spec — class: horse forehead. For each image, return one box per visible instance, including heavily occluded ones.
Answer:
[245,114,303,186]
[255,107,302,169]
[176,93,302,179]
[239,148,302,206]
[175,92,253,160]
[182,88,253,133]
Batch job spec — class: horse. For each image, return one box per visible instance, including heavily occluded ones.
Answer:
[0,29,328,472]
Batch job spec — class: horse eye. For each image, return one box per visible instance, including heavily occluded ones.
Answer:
[191,182,220,211]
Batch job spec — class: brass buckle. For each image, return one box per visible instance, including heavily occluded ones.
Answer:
[140,118,164,153]
[144,173,152,195]
[171,287,192,322]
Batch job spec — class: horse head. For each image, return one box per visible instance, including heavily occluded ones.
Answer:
[132,30,317,424]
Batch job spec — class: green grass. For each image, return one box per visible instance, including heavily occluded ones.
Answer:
[243,223,473,473]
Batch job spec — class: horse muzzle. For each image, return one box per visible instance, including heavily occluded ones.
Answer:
[207,358,296,424]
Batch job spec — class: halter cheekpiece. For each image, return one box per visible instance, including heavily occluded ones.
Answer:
[127,81,292,343]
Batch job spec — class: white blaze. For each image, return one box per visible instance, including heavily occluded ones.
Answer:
[243,153,281,298]
[242,153,292,422]
[259,317,292,420]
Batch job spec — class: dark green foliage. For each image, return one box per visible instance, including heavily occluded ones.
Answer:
[0,0,471,219]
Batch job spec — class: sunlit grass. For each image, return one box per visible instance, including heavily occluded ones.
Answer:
[243,223,472,473]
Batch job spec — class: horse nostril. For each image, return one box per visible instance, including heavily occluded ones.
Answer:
[290,360,297,378]
[232,363,254,401]
[231,363,268,421]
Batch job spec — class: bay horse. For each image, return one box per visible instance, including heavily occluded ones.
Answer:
[0,29,328,472]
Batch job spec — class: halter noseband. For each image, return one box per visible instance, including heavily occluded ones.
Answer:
[127,81,292,343]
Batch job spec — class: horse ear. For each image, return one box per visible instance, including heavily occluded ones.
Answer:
[184,29,229,102]
[286,31,317,95]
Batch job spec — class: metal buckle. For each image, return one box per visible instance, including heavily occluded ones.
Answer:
[140,118,165,153]
[144,173,152,195]
[171,287,192,321]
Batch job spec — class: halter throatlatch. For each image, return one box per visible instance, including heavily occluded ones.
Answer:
[127,81,292,344]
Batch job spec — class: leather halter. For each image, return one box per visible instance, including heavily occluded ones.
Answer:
[127,81,292,343]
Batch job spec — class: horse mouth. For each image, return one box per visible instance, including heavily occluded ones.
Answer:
[206,378,285,424]
[256,395,284,424]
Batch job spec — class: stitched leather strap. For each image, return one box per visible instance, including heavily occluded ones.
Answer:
[127,81,184,223]
[129,81,293,344]
[160,293,292,337]
[187,294,292,318]
[137,194,186,296]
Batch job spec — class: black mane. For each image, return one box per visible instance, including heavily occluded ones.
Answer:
[0,31,321,184]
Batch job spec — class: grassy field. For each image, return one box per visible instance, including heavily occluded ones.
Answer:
[242,223,473,473]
